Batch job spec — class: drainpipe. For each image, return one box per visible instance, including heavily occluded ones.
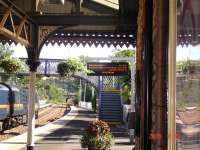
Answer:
[129,59,136,144]
[83,82,86,102]
[97,76,101,116]
[79,79,82,102]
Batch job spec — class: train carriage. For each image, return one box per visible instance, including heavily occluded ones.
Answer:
[0,83,39,131]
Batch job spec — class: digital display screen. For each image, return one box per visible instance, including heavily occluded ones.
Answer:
[87,62,129,76]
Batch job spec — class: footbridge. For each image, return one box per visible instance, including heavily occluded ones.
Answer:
[18,58,99,89]
[1,57,135,123]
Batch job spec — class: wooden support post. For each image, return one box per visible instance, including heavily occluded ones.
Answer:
[16,17,26,37]
[0,7,11,27]
[0,6,31,47]
[168,0,177,149]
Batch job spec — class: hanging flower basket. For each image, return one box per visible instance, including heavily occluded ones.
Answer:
[0,57,21,74]
[57,59,85,77]
[81,120,114,150]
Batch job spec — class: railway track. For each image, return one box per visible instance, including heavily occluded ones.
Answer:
[0,104,69,141]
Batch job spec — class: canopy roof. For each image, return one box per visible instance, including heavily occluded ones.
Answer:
[177,0,200,46]
[0,0,137,48]
[1,0,200,48]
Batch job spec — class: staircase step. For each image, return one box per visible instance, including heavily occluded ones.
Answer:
[100,107,121,111]
[101,108,121,110]
[101,105,121,108]
[100,119,121,123]
[101,102,120,104]
[101,98,120,100]
[100,110,121,113]
[101,96,120,100]
[101,103,121,105]
[101,93,120,95]
[100,117,121,121]
[100,112,121,115]
[100,116,121,118]
[101,101,121,103]
[101,107,121,109]
[99,91,122,123]
[101,98,120,101]
[101,95,120,97]
[101,97,120,99]
[101,94,120,96]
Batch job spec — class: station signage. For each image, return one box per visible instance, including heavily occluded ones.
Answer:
[87,62,129,76]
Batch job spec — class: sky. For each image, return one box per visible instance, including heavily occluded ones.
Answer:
[11,43,134,59]
[10,43,200,61]
[177,44,200,61]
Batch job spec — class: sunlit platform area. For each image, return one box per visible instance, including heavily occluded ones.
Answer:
[0,106,133,150]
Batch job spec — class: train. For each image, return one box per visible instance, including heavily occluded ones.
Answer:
[0,82,39,132]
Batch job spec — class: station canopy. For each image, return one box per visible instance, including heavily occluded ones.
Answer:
[0,0,138,48]
[177,0,200,46]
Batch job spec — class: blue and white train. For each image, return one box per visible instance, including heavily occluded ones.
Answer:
[0,82,39,132]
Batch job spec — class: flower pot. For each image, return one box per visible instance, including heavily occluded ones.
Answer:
[81,143,87,148]
[88,146,98,150]
[81,120,113,150]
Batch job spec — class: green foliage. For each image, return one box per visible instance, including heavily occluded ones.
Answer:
[0,44,13,59]
[113,49,135,57]
[176,60,190,74]
[0,57,22,74]
[176,60,200,74]
[0,44,23,75]
[81,85,92,102]
[36,79,47,99]
[81,120,114,149]
[121,85,131,104]
[112,49,135,104]
[177,80,200,108]
[80,83,97,111]
[36,78,65,104]
[46,84,65,103]
[57,58,85,77]
[91,92,97,111]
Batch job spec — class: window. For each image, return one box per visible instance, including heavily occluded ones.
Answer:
[169,0,200,149]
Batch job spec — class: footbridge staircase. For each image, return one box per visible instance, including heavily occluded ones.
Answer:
[98,76,123,123]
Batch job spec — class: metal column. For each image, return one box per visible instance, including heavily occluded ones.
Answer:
[27,71,36,150]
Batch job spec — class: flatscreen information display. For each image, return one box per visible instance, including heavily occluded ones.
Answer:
[87,62,129,76]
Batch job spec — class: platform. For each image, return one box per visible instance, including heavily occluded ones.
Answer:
[0,106,134,150]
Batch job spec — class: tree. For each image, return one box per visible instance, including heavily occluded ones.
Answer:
[113,49,135,58]
[112,49,135,104]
